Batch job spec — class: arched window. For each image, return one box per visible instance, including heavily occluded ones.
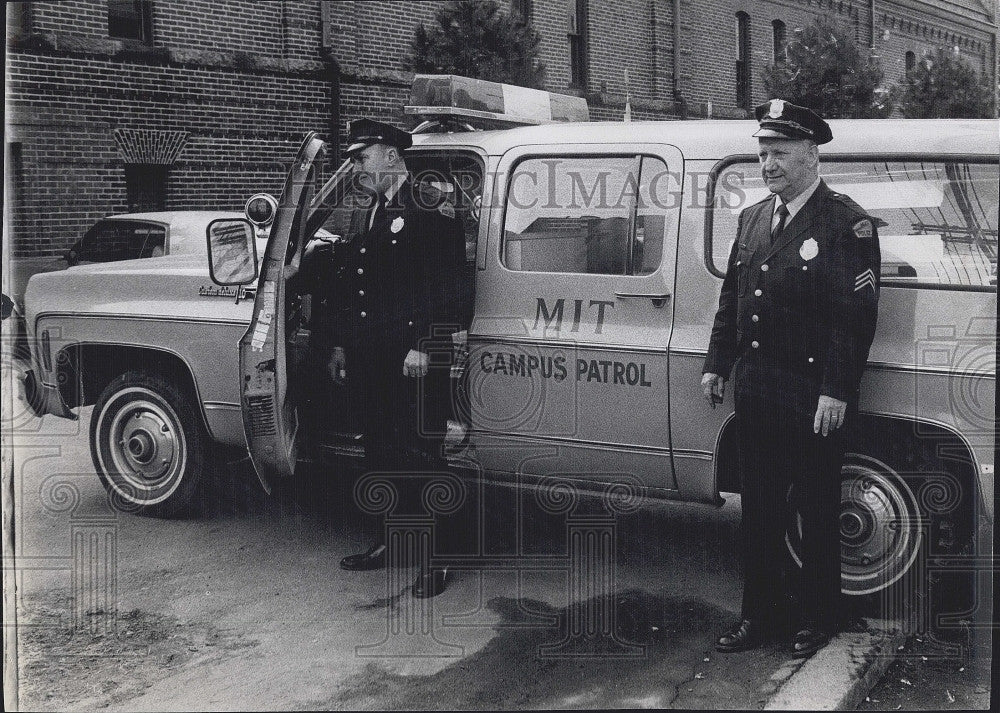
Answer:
[736,12,751,109]
[905,51,915,77]
[772,20,786,63]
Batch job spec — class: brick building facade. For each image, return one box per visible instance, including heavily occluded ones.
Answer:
[4,0,997,257]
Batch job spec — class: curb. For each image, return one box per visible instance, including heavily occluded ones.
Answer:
[764,619,906,710]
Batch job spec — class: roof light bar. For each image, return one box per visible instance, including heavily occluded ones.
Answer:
[405,74,589,127]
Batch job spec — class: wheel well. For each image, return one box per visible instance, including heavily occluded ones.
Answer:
[58,344,200,411]
[714,413,981,525]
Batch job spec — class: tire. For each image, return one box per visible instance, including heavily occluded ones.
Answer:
[786,423,972,604]
[90,370,209,517]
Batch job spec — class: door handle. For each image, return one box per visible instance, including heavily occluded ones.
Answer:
[614,291,671,307]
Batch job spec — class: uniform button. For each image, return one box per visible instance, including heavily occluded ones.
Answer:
[808,357,814,363]
[736,260,742,267]
[360,311,367,318]
[751,340,760,349]
[761,264,769,271]
[408,321,414,326]
[359,247,366,254]
[358,290,365,296]
[802,265,808,271]
[357,268,363,275]
[391,239,397,245]
[751,314,759,322]
[754,289,762,297]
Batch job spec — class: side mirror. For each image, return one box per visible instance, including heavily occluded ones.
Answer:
[206,218,259,286]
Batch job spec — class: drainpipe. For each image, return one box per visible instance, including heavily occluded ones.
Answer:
[672,0,687,118]
[320,53,342,167]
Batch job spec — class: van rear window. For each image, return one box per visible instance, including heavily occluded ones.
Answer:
[710,159,998,290]
[503,155,669,276]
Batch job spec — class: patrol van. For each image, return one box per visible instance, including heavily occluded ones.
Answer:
[24,75,997,605]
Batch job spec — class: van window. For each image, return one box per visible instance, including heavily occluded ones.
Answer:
[322,150,483,266]
[710,159,998,289]
[503,155,669,276]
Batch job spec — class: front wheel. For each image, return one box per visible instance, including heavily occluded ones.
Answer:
[90,370,209,517]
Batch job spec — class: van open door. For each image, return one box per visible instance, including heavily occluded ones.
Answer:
[238,133,325,491]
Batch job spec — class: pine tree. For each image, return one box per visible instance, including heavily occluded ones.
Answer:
[761,15,891,118]
[408,0,545,88]
[899,48,994,118]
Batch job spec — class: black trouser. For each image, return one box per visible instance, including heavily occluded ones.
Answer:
[344,335,469,564]
[735,398,846,630]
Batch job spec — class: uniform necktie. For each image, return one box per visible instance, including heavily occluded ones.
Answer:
[367,193,384,232]
[771,203,788,244]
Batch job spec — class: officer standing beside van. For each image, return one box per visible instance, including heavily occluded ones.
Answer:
[296,118,466,598]
[702,101,880,657]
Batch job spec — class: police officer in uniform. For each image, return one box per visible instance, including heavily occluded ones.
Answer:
[702,101,880,657]
[299,118,466,597]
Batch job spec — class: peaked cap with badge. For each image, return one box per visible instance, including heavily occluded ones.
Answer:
[753,99,833,144]
[344,118,414,156]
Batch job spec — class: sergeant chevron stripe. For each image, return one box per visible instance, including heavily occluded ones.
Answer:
[854,269,877,292]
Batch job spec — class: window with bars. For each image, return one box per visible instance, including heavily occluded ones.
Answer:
[735,12,751,110]
[125,164,168,213]
[772,20,786,64]
[512,0,532,25]
[109,0,153,42]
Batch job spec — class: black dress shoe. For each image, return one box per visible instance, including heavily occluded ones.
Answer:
[716,619,761,653]
[411,569,448,598]
[339,544,386,571]
[790,627,830,658]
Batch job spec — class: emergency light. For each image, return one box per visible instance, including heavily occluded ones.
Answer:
[405,74,589,128]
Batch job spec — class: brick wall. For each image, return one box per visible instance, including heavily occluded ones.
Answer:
[6,49,332,257]
[7,0,997,258]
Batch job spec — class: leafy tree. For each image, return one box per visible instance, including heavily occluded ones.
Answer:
[409,0,545,88]
[761,15,891,118]
[898,48,994,118]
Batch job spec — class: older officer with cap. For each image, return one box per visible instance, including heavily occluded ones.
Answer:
[702,100,880,657]
[302,118,465,597]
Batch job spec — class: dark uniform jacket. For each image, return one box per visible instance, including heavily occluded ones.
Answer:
[295,178,466,356]
[333,178,466,354]
[704,180,881,421]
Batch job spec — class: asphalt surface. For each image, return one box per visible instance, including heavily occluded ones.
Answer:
[4,381,988,710]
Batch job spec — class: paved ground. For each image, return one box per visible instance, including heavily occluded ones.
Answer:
[3,375,991,710]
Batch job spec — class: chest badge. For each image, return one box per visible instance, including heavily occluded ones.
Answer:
[391,216,404,233]
[799,238,819,261]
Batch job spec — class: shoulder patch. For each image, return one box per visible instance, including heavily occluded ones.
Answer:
[852,219,873,239]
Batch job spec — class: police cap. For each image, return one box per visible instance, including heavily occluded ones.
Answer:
[752,99,833,145]
[344,118,413,156]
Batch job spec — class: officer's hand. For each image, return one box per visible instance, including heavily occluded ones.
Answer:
[701,373,725,408]
[404,349,429,378]
[814,395,847,436]
[328,346,346,385]
[305,235,339,258]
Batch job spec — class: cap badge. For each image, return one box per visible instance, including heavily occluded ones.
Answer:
[799,238,819,261]
[768,99,786,118]
[391,216,405,233]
